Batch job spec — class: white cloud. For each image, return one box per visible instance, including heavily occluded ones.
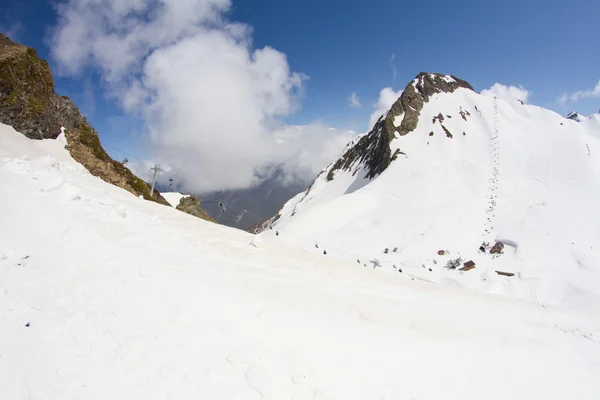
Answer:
[481,83,530,103]
[368,87,402,129]
[270,124,355,186]
[126,159,173,185]
[51,0,353,192]
[390,53,397,81]
[348,92,361,108]
[557,80,600,104]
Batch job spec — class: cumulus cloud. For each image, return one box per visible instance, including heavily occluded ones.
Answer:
[348,92,361,108]
[481,83,530,103]
[557,80,600,104]
[51,0,353,192]
[368,87,402,129]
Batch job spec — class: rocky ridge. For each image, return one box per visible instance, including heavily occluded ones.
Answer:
[0,34,211,221]
[176,196,215,222]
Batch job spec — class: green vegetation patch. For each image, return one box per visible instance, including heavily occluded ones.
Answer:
[77,125,112,162]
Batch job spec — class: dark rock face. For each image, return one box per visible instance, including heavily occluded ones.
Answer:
[459,107,471,121]
[566,111,582,122]
[432,113,445,124]
[390,73,474,137]
[176,196,215,222]
[441,124,453,138]
[327,116,391,181]
[0,35,61,139]
[0,34,174,207]
[327,72,474,181]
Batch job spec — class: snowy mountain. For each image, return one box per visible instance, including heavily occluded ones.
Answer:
[566,111,585,122]
[566,110,600,122]
[262,72,600,311]
[2,119,600,399]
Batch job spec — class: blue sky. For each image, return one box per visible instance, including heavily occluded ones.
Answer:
[234,0,600,124]
[1,0,599,191]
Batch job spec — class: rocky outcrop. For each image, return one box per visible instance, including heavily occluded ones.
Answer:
[0,34,175,206]
[387,72,474,137]
[566,111,583,122]
[0,36,58,139]
[327,116,392,180]
[326,72,474,181]
[176,196,215,222]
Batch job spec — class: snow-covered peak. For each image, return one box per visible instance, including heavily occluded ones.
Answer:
[294,73,477,193]
[408,72,474,101]
[262,76,600,311]
[566,111,585,122]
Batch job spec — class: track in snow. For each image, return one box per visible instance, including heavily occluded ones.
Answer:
[483,97,500,240]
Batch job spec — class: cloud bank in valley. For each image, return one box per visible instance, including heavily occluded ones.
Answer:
[51,0,354,192]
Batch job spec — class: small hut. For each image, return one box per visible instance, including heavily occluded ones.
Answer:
[460,260,476,271]
[490,242,504,254]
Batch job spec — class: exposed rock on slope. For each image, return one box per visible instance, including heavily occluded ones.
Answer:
[0,34,219,218]
[566,111,583,122]
[327,117,391,181]
[0,36,58,139]
[176,196,215,222]
[327,72,474,181]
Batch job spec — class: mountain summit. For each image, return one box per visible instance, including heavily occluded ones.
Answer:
[324,73,474,183]
[260,72,600,310]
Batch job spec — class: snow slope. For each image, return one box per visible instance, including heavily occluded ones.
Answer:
[266,86,600,312]
[1,123,600,399]
[162,191,189,207]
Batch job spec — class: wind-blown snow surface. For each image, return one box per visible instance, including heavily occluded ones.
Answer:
[1,122,600,399]
[267,89,600,312]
